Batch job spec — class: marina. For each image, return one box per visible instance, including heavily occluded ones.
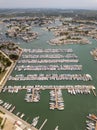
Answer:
[1,85,96,112]
[0,98,49,130]
[0,18,97,130]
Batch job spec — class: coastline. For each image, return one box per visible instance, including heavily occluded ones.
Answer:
[0,48,22,92]
[0,106,38,130]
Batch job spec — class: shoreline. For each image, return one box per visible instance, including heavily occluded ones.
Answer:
[0,106,38,130]
[0,49,22,92]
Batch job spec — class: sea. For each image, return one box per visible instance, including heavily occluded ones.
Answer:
[0,19,97,130]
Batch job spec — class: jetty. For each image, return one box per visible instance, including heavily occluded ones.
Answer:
[8,73,92,81]
[39,119,48,130]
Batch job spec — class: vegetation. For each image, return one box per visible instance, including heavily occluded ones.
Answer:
[0,117,3,125]
[9,54,19,60]
[0,110,5,115]
[0,117,6,129]
[0,52,12,73]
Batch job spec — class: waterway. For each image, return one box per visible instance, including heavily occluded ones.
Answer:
[0,21,97,130]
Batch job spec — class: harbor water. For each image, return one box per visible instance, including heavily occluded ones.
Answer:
[0,22,97,130]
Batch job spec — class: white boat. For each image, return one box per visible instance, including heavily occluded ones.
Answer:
[4,103,9,108]
[3,102,7,107]
[31,116,39,127]
[16,112,20,116]
[20,113,25,118]
[0,100,3,104]
[7,104,12,110]
[55,126,59,130]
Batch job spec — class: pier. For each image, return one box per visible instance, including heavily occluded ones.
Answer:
[15,65,82,71]
[55,88,58,108]
[49,88,64,110]
[39,119,48,130]
[32,88,35,101]
[8,73,92,81]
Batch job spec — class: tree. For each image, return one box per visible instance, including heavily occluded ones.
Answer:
[9,54,19,60]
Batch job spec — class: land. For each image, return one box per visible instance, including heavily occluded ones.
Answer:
[0,9,97,130]
[0,106,37,130]
[48,19,97,45]
[1,9,97,44]
[3,16,54,42]
[5,19,38,42]
[0,41,22,91]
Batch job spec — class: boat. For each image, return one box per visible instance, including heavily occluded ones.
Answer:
[4,103,9,108]
[20,113,25,118]
[3,102,7,107]
[31,116,39,127]
[7,104,12,110]
[0,100,3,104]
[55,126,59,130]
[16,112,20,116]
[10,106,15,112]
[89,114,97,120]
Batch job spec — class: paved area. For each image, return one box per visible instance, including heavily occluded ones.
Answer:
[0,106,37,130]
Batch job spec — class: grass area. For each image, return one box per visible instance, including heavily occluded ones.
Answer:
[0,70,7,81]
[0,110,5,115]
[0,116,3,125]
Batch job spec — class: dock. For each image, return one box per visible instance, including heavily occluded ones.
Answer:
[32,88,35,101]
[39,119,48,130]
[55,88,58,108]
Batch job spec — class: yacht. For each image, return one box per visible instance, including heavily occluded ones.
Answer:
[55,126,59,130]
[31,116,39,127]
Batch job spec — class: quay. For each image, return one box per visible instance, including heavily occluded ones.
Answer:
[0,106,38,130]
